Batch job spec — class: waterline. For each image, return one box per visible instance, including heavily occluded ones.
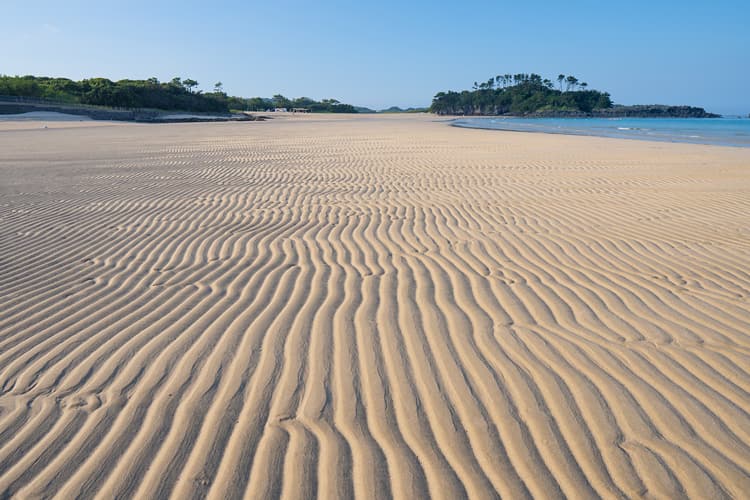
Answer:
[452,117,750,148]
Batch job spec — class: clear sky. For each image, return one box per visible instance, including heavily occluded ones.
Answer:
[3,0,749,114]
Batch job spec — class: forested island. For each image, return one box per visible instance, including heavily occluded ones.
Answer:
[0,75,358,115]
[430,73,719,118]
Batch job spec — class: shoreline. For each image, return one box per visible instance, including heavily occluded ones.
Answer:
[451,116,750,148]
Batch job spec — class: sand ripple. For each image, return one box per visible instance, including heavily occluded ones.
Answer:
[1,116,749,499]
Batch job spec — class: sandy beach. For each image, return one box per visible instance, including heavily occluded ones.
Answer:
[1,113,749,499]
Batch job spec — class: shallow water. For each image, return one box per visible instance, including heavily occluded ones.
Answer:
[453,117,750,147]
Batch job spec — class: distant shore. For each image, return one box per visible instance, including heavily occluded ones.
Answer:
[437,105,720,119]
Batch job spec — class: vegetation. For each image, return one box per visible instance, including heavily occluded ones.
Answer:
[0,75,358,114]
[430,73,612,115]
[0,75,229,112]
[379,106,429,113]
[591,105,719,118]
[261,94,357,113]
[431,72,718,117]
[354,106,377,113]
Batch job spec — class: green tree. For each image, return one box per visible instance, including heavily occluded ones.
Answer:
[183,78,199,93]
[565,75,579,91]
[247,97,269,110]
[272,94,291,108]
[430,72,615,115]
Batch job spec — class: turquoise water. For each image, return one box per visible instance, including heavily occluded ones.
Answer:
[452,117,750,148]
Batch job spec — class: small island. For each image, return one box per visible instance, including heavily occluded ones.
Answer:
[430,73,719,118]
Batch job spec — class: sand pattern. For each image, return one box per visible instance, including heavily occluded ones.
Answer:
[1,116,749,499]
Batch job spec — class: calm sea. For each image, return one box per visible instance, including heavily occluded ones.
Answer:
[452,117,750,148]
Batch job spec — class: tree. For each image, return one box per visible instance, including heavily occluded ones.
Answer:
[565,75,578,91]
[247,97,269,111]
[214,81,223,93]
[596,92,612,108]
[183,78,198,93]
[430,72,614,115]
[272,94,291,108]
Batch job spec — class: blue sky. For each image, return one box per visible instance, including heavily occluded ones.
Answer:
[3,0,749,114]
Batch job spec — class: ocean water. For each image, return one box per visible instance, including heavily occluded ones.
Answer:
[452,117,750,148]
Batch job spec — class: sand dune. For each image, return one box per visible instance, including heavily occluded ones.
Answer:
[1,114,749,499]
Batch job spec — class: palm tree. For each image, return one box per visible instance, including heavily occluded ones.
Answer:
[557,74,565,91]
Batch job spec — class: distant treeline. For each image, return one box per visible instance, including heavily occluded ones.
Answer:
[431,73,719,117]
[0,75,358,114]
[431,73,612,115]
[0,75,229,112]
[262,95,357,113]
[379,106,430,113]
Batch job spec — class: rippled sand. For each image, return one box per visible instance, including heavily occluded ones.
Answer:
[1,114,749,499]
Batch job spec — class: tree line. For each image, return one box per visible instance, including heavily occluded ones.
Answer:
[263,94,357,113]
[431,72,612,115]
[0,75,358,114]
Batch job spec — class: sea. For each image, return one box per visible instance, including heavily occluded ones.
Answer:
[451,117,750,148]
